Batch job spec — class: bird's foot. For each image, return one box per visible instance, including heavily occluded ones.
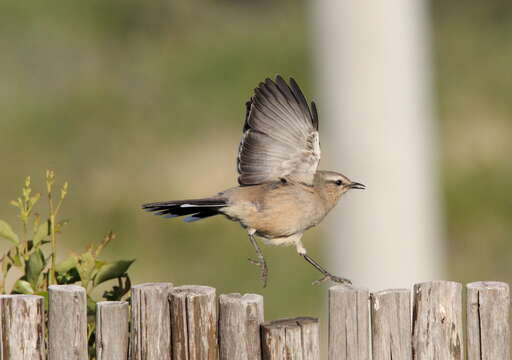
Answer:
[248,257,268,288]
[312,273,352,286]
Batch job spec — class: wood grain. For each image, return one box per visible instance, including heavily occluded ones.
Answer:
[412,280,463,360]
[170,285,219,360]
[261,317,319,360]
[130,282,173,360]
[0,295,45,359]
[467,281,510,360]
[219,293,264,360]
[96,301,129,360]
[328,285,370,360]
[371,289,411,360]
[48,285,88,360]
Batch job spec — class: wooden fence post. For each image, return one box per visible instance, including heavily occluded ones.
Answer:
[48,285,88,360]
[170,285,218,360]
[0,295,45,359]
[261,317,319,360]
[467,281,510,360]
[96,301,129,360]
[130,282,173,360]
[218,293,264,360]
[328,285,370,360]
[412,280,463,360]
[371,289,411,360]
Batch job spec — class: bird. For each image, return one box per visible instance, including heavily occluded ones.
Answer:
[142,75,365,287]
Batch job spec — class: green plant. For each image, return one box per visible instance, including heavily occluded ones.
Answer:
[0,171,134,357]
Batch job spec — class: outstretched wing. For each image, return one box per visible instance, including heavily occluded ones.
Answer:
[237,75,320,186]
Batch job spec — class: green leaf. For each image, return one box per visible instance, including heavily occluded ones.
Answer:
[87,295,97,318]
[55,257,77,274]
[103,275,131,301]
[32,220,49,247]
[26,249,45,288]
[93,259,135,286]
[75,252,96,288]
[13,279,34,294]
[7,247,23,268]
[0,220,19,245]
[1,253,11,270]
[56,267,81,285]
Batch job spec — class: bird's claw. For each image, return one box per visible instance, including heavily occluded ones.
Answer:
[248,257,268,288]
[312,273,352,286]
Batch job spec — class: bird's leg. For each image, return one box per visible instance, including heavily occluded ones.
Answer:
[247,233,268,287]
[295,242,351,285]
[302,254,352,285]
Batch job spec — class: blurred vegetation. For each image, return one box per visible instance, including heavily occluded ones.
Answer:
[432,1,512,283]
[0,0,511,331]
[0,172,133,357]
[0,0,318,322]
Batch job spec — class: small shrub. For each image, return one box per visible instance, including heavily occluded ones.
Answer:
[0,170,134,357]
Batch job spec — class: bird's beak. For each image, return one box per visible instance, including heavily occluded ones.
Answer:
[349,182,366,190]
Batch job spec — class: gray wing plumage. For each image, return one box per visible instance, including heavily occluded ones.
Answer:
[237,75,320,186]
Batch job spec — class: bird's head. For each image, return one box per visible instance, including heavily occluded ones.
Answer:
[315,170,365,206]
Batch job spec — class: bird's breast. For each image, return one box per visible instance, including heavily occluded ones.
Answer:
[224,184,325,239]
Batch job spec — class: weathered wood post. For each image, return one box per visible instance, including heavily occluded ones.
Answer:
[218,293,264,360]
[412,281,463,360]
[48,285,88,360]
[261,317,319,360]
[96,301,129,360]
[130,282,173,360]
[0,294,45,359]
[328,285,370,360]
[467,281,510,360]
[370,289,412,360]
[170,285,219,360]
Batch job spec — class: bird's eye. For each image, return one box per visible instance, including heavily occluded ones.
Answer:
[335,180,343,186]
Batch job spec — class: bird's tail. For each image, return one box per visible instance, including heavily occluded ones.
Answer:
[142,197,226,223]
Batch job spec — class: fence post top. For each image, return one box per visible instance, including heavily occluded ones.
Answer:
[262,317,318,329]
[48,284,85,292]
[219,293,262,304]
[0,294,44,300]
[329,285,369,294]
[97,300,129,307]
[131,282,173,290]
[372,288,410,297]
[467,281,509,290]
[413,280,462,288]
[170,284,215,296]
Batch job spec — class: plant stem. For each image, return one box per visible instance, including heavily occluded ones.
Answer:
[49,195,57,285]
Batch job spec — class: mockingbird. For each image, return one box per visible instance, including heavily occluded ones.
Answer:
[143,75,365,287]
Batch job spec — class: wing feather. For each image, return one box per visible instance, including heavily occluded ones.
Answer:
[237,76,321,186]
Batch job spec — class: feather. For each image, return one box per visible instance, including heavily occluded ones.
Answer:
[237,76,321,186]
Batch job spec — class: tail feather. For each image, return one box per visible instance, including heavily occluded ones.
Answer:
[142,198,226,222]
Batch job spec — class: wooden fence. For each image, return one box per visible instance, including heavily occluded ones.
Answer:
[0,280,509,359]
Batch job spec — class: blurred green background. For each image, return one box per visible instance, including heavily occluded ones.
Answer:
[1,0,511,327]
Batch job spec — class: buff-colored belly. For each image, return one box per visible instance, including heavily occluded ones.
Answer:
[223,191,321,239]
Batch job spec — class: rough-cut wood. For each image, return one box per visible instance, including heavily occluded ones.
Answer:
[371,289,411,360]
[261,317,319,360]
[0,295,45,359]
[96,301,129,360]
[328,285,370,360]
[130,282,173,360]
[170,285,218,360]
[467,281,510,360]
[48,285,88,360]
[412,281,463,360]
[218,293,264,360]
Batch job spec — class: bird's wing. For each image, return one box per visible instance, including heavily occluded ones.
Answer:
[237,75,320,186]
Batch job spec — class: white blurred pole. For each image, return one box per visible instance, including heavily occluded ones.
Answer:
[310,0,444,290]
